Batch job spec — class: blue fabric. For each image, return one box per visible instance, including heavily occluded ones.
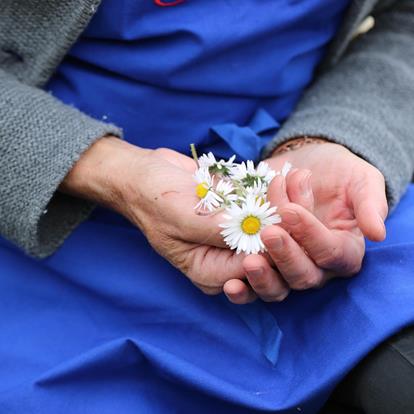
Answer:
[45,0,350,161]
[1,186,414,413]
[5,1,414,413]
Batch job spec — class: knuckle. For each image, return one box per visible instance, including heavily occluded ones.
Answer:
[346,258,363,276]
[262,289,290,302]
[147,230,184,257]
[196,283,222,295]
[271,247,296,268]
[191,267,208,285]
[153,147,171,158]
[290,228,316,250]
[250,278,270,293]
[192,270,222,294]
[315,245,345,269]
[370,166,385,183]
[204,287,222,296]
[291,270,322,290]
[175,254,192,277]
[330,246,345,264]
[351,260,362,275]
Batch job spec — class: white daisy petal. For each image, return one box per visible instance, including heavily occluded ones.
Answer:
[193,167,223,212]
[281,161,292,177]
[198,152,217,169]
[199,153,236,175]
[194,151,290,252]
[220,194,281,254]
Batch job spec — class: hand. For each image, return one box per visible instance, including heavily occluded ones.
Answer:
[61,137,246,294]
[224,142,388,304]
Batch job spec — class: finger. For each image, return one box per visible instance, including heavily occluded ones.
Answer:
[285,169,314,212]
[350,171,388,242]
[223,279,257,304]
[267,174,290,208]
[243,254,290,301]
[261,225,327,290]
[189,244,248,291]
[279,203,364,275]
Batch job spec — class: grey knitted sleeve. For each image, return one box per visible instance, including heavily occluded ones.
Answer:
[0,69,122,258]
[263,1,414,209]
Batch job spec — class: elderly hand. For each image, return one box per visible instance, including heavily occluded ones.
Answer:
[61,137,246,295]
[224,142,388,304]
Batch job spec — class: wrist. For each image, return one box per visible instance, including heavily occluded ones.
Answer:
[271,136,329,157]
[60,136,150,212]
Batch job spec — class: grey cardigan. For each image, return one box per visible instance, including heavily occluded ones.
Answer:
[0,0,413,258]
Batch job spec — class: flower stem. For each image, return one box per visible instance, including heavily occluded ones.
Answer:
[190,143,199,167]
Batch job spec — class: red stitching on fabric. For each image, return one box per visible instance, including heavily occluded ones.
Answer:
[154,0,185,6]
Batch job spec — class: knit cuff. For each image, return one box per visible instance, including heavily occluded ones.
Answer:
[262,107,411,211]
[0,70,123,257]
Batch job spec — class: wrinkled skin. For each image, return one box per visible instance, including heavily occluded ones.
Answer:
[62,138,388,303]
[224,143,388,304]
[118,146,251,295]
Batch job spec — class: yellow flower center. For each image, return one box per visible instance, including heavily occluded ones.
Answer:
[241,216,261,235]
[196,182,209,199]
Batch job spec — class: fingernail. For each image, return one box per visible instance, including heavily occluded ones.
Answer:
[282,210,300,225]
[300,173,312,198]
[247,267,263,278]
[266,236,283,250]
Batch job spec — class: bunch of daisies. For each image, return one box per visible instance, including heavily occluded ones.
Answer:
[192,148,291,255]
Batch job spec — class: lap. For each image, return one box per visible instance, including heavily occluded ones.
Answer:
[322,325,414,414]
[1,186,414,413]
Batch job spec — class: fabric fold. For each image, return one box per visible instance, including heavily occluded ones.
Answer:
[210,108,280,161]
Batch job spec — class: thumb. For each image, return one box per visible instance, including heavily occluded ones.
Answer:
[172,195,228,247]
[351,171,388,242]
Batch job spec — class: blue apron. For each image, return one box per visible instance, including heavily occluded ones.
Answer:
[1,1,414,413]
[44,0,350,161]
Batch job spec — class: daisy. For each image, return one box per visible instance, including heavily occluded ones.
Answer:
[220,194,281,254]
[256,161,277,184]
[243,180,268,205]
[198,152,236,176]
[215,179,238,205]
[229,160,255,182]
[198,152,218,169]
[230,160,276,187]
[193,167,223,212]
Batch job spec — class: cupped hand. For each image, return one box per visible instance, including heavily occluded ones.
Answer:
[116,146,248,294]
[61,137,246,295]
[224,142,388,304]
